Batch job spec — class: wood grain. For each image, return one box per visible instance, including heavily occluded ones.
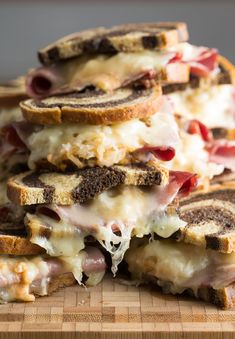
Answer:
[0,274,235,338]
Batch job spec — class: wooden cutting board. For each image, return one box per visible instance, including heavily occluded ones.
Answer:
[0,274,235,339]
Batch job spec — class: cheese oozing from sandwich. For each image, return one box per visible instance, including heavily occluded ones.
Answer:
[26,98,179,169]
[125,239,235,294]
[27,185,186,275]
[169,84,235,129]
[0,248,106,303]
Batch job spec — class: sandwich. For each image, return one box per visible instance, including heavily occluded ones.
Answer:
[0,88,107,303]
[7,163,195,276]
[5,22,226,184]
[2,21,234,306]
[0,181,106,303]
[125,181,235,309]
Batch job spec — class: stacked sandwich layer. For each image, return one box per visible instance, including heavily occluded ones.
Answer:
[0,22,235,307]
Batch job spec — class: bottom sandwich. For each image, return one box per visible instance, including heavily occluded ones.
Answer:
[125,181,235,309]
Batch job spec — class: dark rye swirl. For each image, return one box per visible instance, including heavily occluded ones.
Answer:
[7,164,168,206]
[174,182,235,253]
[38,22,188,65]
[20,86,162,125]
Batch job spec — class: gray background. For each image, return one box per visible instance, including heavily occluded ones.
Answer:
[0,0,234,81]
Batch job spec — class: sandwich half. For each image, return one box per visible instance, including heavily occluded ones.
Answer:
[125,182,235,309]
[7,163,197,275]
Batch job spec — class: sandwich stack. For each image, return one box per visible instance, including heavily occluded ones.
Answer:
[0,22,234,308]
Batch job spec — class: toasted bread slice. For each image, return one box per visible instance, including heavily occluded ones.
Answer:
[35,272,76,297]
[38,22,189,65]
[0,205,44,255]
[176,181,235,253]
[218,55,235,85]
[0,76,27,107]
[163,55,234,94]
[0,234,44,255]
[196,284,235,309]
[21,86,162,125]
[7,164,168,206]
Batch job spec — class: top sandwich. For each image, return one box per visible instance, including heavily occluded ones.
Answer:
[2,23,231,184]
[25,22,193,99]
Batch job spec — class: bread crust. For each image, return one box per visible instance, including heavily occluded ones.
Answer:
[0,234,44,255]
[7,164,168,206]
[176,181,235,253]
[38,22,189,65]
[46,273,76,296]
[20,87,162,125]
[218,55,235,85]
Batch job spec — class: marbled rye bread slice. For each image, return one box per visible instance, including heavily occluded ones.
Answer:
[20,86,162,125]
[38,22,189,65]
[7,164,168,206]
[0,222,44,255]
[176,181,235,253]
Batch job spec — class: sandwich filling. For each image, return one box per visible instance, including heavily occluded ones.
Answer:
[25,171,198,274]
[125,239,235,294]
[0,96,225,180]
[0,246,106,303]
[169,84,235,129]
[26,98,179,169]
[27,43,217,97]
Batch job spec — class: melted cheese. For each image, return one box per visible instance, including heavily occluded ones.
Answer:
[0,107,22,129]
[27,101,179,169]
[169,84,235,129]
[62,50,176,91]
[58,42,209,91]
[27,185,185,275]
[0,256,49,303]
[126,239,235,294]
[0,250,103,303]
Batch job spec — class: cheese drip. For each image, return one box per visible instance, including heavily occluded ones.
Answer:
[27,185,185,275]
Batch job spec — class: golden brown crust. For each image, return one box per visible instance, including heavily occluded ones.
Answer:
[196,284,235,309]
[0,234,44,255]
[21,87,162,125]
[46,273,76,296]
[218,55,235,85]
